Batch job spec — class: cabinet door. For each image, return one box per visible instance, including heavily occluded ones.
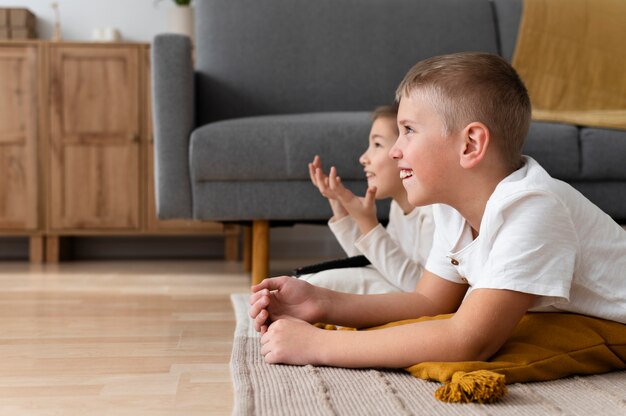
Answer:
[0,45,39,230]
[49,45,140,230]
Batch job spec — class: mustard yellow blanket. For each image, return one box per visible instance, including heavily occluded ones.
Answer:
[512,0,626,129]
[323,313,626,403]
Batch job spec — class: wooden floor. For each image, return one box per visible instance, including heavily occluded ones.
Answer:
[0,260,291,415]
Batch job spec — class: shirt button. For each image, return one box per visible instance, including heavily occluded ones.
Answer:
[450,258,459,266]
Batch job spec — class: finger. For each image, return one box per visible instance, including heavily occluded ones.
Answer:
[364,186,377,206]
[254,308,271,332]
[329,171,352,201]
[249,288,268,305]
[262,352,277,364]
[248,289,270,314]
[329,167,346,190]
[248,294,269,320]
[251,279,271,293]
[264,351,277,364]
[313,155,321,169]
[260,333,270,352]
[315,166,327,182]
[328,166,339,190]
[308,163,318,186]
[316,168,329,193]
[251,276,288,293]
[254,308,269,332]
[249,304,267,331]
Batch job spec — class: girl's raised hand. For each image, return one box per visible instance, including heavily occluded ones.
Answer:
[311,161,349,218]
[328,168,379,234]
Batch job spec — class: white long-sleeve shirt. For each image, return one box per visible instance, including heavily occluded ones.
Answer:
[328,201,435,292]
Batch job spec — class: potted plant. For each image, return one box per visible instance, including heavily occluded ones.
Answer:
[158,0,194,41]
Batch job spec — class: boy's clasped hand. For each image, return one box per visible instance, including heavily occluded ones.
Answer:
[249,276,329,365]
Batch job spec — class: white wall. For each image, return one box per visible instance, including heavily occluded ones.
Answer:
[0,0,170,42]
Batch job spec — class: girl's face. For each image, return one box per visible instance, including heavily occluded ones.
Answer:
[359,116,405,200]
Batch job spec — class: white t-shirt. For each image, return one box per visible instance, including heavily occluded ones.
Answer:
[329,200,434,292]
[426,156,626,324]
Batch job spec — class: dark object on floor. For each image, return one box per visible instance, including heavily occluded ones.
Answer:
[293,255,371,277]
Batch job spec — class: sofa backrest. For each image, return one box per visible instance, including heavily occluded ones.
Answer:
[492,0,523,62]
[194,0,500,125]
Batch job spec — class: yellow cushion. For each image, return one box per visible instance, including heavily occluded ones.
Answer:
[322,313,626,392]
[394,313,626,384]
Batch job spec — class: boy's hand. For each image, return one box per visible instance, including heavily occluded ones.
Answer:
[248,276,326,334]
[260,317,328,365]
[327,167,379,235]
[309,156,349,219]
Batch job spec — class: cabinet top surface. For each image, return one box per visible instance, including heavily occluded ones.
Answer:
[0,40,149,48]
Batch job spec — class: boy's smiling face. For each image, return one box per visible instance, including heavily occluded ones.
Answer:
[390,93,458,207]
[359,116,405,200]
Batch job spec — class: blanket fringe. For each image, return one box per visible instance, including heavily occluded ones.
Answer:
[435,370,508,403]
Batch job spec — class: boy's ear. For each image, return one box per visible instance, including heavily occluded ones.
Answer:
[459,122,489,169]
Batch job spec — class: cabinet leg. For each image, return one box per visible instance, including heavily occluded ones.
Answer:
[251,220,269,285]
[223,224,240,262]
[242,225,252,272]
[45,236,60,263]
[29,236,44,264]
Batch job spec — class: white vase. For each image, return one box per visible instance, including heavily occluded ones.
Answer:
[168,5,194,42]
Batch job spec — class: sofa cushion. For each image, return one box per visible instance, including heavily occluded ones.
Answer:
[570,182,626,222]
[522,121,580,180]
[192,180,377,221]
[191,112,371,182]
[580,128,626,180]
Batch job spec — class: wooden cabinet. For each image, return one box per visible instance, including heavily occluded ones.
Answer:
[0,41,236,262]
[49,45,141,230]
[0,44,40,231]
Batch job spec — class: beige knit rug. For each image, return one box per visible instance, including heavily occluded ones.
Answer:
[230,293,626,415]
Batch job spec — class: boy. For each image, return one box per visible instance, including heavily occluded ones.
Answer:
[248,52,626,368]
[301,104,434,294]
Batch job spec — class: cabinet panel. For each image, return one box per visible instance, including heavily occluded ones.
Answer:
[0,45,39,230]
[52,144,139,229]
[49,46,140,230]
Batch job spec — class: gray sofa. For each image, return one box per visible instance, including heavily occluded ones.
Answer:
[152,0,626,284]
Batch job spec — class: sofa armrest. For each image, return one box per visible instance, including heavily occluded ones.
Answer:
[151,34,195,219]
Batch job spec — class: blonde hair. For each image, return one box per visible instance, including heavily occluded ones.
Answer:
[371,103,399,136]
[396,52,531,170]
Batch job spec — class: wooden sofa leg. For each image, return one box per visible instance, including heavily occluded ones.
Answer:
[242,225,252,272]
[251,220,269,285]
